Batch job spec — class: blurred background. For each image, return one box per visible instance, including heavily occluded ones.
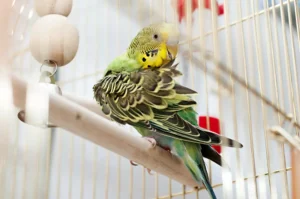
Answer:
[3,0,300,198]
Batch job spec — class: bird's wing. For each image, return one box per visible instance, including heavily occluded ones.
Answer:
[93,60,242,147]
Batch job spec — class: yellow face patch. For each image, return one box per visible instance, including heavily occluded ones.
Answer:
[138,43,172,69]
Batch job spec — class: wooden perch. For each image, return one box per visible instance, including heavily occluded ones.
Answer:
[10,74,200,188]
[63,92,108,119]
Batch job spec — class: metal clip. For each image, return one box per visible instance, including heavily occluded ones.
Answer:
[17,60,61,128]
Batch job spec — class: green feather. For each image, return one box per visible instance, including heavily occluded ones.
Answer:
[94,58,243,147]
[103,53,141,76]
[177,107,198,126]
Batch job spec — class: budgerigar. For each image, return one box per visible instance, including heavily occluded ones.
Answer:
[126,23,180,69]
[93,24,243,199]
[125,23,228,168]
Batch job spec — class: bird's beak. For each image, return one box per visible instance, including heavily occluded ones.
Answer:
[166,31,180,59]
[163,30,180,46]
[159,23,180,59]
[159,23,180,45]
[159,31,179,60]
[161,32,169,43]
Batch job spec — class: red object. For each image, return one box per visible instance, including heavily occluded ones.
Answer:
[198,116,221,154]
[174,0,224,22]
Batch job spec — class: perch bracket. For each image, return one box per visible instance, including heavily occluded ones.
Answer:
[268,126,300,151]
[17,60,62,128]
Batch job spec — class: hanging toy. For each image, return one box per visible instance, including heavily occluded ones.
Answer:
[34,0,73,17]
[172,0,224,23]
[198,116,221,154]
[17,0,79,128]
[30,14,79,67]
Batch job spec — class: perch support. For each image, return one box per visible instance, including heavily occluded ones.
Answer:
[10,74,200,188]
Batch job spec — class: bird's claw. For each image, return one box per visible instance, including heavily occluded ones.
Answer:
[129,161,154,175]
[143,137,155,174]
[146,168,154,175]
[194,186,200,191]
[143,137,157,148]
[130,137,157,175]
[161,146,171,153]
[130,160,138,166]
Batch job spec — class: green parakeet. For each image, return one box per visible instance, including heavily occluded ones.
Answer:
[93,23,243,199]
[126,23,180,69]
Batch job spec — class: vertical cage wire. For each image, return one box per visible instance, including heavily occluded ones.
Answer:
[250,0,270,198]
[224,0,245,198]
[264,0,289,198]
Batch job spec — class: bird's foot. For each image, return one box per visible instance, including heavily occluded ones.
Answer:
[194,186,201,191]
[143,137,156,175]
[129,137,157,175]
[129,161,154,175]
[143,137,157,148]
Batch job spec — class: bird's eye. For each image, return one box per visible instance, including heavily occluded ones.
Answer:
[153,34,158,39]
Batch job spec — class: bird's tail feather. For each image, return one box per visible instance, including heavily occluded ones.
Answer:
[198,164,217,199]
[182,154,217,199]
[197,127,243,148]
[201,144,230,170]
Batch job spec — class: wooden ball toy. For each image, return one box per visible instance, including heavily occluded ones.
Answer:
[34,0,73,17]
[30,14,79,67]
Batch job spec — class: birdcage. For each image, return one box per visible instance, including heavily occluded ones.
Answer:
[1,0,300,198]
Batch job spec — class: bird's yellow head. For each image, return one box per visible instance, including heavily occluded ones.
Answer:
[127,23,180,68]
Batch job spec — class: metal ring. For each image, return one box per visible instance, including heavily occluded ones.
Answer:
[40,60,58,77]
